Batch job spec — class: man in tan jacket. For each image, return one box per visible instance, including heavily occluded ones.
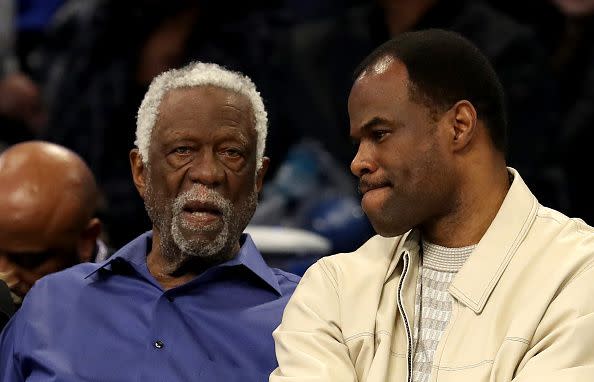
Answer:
[271,29,594,382]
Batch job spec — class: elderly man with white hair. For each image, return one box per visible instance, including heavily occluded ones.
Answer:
[0,62,300,381]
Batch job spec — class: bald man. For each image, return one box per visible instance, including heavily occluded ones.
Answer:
[0,141,103,305]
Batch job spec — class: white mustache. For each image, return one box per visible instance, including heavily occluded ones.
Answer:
[173,186,231,217]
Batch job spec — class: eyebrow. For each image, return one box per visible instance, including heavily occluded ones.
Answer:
[360,116,391,132]
[351,116,399,141]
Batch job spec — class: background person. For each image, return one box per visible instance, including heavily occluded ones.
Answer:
[0,141,104,306]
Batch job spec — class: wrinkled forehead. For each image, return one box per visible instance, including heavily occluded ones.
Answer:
[160,86,255,122]
[153,85,257,138]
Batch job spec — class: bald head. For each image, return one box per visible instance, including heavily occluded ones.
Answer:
[0,142,98,244]
[0,142,102,299]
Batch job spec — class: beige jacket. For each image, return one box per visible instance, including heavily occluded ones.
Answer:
[271,170,594,382]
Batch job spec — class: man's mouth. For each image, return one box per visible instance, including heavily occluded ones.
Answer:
[181,200,223,222]
[358,180,391,195]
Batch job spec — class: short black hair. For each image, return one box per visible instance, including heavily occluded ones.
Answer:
[354,29,507,153]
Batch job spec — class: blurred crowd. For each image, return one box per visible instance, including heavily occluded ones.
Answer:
[1,0,593,258]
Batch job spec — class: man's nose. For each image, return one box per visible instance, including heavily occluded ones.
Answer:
[350,143,376,177]
[186,151,225,186]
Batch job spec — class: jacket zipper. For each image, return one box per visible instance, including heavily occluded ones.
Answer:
[397,251,413,382]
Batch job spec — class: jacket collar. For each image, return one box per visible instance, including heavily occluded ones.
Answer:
[385,229,421,282]
[448,168,539,313]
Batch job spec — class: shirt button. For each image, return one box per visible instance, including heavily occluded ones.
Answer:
[154,340,164,349]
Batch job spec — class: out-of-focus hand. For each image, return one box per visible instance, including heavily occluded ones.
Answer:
[0,260,24,306]
[0,72,47,133]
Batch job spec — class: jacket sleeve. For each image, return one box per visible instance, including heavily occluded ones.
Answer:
[270,258,358,382]
[512,263,594,381]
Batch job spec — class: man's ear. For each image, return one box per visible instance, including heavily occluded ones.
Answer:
[77,218,102,262]
[130,149,148,200]
[449,100,477,152]
[255,157,270,193]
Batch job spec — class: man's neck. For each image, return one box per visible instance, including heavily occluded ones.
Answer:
[146,230,239,290]
[421,164,510,248]
[147,261,197,291]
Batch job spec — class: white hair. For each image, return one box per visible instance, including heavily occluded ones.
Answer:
[135,62,268,168]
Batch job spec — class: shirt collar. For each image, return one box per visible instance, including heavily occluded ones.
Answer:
[216,234,283,295]
[84,232,282,296]
[83,232,152,279]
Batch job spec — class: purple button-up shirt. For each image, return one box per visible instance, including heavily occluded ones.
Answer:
[0,232,299,381]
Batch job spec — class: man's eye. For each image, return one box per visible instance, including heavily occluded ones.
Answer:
[174,147,191,155]
[372,130,388,141]
[221,148,242,158]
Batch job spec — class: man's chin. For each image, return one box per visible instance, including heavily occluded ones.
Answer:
[175,232,215,250]
[369,217,411,238]
[172,222,226,252]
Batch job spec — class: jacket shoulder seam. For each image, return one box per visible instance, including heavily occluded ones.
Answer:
[535,211,566,225]
[318,259,343,336]
[318,258,340,298]
[537,211,594,235]
[572,218,594,235]
[564,257,594,287]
